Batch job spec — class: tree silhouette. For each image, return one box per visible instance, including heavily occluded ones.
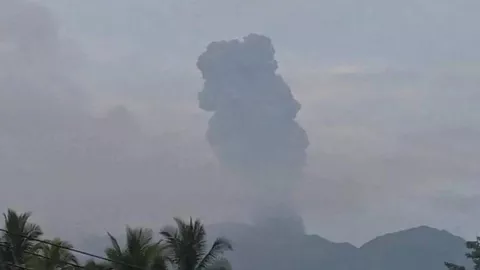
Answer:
[105,227,167,270]
[160,217,232,270]
[0,209,43,267]
[31,238,78,270]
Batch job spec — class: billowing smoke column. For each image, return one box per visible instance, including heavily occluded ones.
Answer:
[197,34,309,234]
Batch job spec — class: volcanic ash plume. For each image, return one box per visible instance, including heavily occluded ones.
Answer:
[197,34,309,232]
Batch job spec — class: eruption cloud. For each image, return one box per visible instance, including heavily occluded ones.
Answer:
[197,34,309,233]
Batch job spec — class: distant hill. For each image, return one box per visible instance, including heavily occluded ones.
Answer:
[358,226,469,270]
[207,223,470,270]
[76,223,470,270]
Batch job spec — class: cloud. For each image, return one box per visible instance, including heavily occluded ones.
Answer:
[1,0,479,246]
[283,67,480,243]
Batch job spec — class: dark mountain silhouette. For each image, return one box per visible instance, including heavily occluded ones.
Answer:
[207,223,470,270]
[76,223,469,270]
[357,226,470,270]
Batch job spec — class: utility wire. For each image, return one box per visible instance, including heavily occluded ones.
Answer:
[24,249,83,269]
[0,242,84,269]
[1,261,30,270]
[0,229,141,270]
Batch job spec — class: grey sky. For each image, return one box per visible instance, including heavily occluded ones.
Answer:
[1,0,479,246]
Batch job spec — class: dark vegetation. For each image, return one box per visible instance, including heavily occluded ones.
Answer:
[0,209,232,270]
[1,208,478,270]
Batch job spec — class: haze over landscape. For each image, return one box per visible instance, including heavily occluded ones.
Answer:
[1,0,480,258]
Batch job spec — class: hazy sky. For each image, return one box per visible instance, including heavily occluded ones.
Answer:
[1,0,479,246]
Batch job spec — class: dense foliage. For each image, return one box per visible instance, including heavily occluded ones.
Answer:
[0,209,232,270]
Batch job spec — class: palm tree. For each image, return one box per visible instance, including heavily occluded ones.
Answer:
[1,209,43,266]
[160,218,232,270]
[105,227,168,270]
[30,238,78,270]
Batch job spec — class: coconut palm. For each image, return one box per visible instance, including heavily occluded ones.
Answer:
[1,209,43,266]
[30,238,78,270]
[105,227,168,270]
[160,218,232,270]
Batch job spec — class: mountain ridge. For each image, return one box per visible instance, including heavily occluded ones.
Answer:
[206,223,469,270]
[75,223,470,270]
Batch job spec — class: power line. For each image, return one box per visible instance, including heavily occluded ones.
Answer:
[24,249,83,269]
[0,242,84,269]
[0,229,141,270]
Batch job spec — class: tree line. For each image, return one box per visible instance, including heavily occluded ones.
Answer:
[0,209,232,270]
[2,207,480,270]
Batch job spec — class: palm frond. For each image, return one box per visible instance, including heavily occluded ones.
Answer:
[105,232,124,269]
[196,238,232,270]
[106,232,122,255]
[159,225,181,264]
[147,243,170,270]
[2,209,43,265]
[161,218,232,270]
[106,227,168,270]
[126,227,154,257]
[173,218,189,241]
[31,238,79,270]
[189,218,207,266]
[160,225,177,238]
[24,223,42,239]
